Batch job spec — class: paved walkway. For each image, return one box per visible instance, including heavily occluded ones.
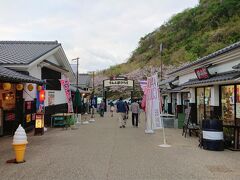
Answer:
[1,112,240,180]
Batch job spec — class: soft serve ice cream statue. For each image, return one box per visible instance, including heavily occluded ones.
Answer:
[12,124,28,163]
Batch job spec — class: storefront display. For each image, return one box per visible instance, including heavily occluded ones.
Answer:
[221,85,235,125]
[197,88,204,123]
[204,87,211,119]
[221,85,240,149]
[196,87,211,124]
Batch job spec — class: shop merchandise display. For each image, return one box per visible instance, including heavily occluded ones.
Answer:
[223,92,234,125]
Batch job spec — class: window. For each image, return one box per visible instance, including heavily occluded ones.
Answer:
[197,88,204,123]
[196,87,211,124]
[221,85,235,125]
[41,67,61,90]
[205,87,211,119]
[236,85,240,126]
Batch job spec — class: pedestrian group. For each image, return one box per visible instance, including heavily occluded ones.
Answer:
[116,97,140,128]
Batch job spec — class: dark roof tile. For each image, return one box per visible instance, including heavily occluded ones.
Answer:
[0,41,60,65]
[0,66,43,84]
[168,41,240,75]
[182,71,240,87]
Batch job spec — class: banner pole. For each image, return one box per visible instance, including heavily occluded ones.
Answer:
[158,113,171,148]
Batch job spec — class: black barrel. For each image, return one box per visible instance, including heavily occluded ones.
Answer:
[202,119,224,151]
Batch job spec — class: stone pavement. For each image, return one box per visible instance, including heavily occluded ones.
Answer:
[1,112,240,180]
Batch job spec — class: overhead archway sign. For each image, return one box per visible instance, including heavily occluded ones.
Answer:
[103,76,134,87]
[103,79,133,87]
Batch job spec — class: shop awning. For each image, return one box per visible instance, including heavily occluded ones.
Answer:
[159,76,178,86]
[161,86,189,93]
[0,66,44,84]
[168,86,189,93]
[182,71,240,87]
[70,85,91,94]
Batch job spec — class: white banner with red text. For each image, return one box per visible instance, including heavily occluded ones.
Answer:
[59,78,73,113]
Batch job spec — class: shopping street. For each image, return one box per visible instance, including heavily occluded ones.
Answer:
[1,112,240,180]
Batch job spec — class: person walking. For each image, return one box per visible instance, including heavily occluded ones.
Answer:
[99,100,105,117]
[125,101,129,119]
[116,97,127,128]
[109,101,115,117]
[131,99,140,127]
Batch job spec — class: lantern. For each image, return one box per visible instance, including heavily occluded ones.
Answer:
[37,85,42,91]
[3,83,11,90]
[35,113,44,135]
[35,113,44,128]
[39,90,45,102]
[27,84,34,91]
[16,84,24,91]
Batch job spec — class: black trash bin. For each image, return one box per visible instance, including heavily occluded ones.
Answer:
[202,119,224,151]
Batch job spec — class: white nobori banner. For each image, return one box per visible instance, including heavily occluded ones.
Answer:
[146,74,162,131]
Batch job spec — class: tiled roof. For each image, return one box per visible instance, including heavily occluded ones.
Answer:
[232,63,240,70]
[168,41,240,75]
[0,41,60,65]
[159,77,178,86]
[168,86,189,93]
[0,66,43,84]
[182,71,240,87]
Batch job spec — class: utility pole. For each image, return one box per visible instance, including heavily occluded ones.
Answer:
[72,57,80,115]
[160,43,163,81]
[91,71,95,118]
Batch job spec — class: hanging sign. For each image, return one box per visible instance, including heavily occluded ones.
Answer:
[195,67,210,80]
[60,78,73,113]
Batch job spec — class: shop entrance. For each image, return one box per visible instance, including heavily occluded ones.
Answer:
[102,76,134,110]
[196,87,211,124]
[220,84,240,149]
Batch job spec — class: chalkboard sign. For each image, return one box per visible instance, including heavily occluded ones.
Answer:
[184,107,191,124]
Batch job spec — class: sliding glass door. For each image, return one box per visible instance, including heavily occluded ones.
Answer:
[196,87,211,124]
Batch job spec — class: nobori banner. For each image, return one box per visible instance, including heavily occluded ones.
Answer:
[103,79,134,87]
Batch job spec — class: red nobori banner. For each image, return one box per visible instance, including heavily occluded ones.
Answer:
[59,78,73,113]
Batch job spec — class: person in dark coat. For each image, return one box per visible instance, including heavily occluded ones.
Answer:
[125,101,129,119]
[99,100,105,117]
[116,97,127,128]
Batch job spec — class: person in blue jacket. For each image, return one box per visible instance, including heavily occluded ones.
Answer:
[116,97,127,128]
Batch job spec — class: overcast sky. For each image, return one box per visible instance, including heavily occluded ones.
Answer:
[0,0,198,73]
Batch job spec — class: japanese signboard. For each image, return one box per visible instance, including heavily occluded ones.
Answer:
[195,67,210,80]
[104,79,134,87]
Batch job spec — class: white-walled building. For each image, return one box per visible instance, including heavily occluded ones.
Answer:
[161,41,240,150]
[0,41,75,134]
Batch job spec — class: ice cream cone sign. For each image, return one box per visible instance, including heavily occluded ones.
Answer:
[12,125,28,163]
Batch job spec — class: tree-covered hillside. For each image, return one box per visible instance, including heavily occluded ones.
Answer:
[103,0,240,76]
